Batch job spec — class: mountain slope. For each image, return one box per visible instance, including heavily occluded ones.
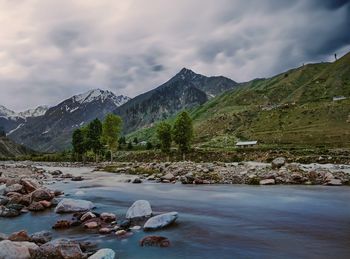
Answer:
[8,89,130,152]
[114,68,238,133]
[130,52,350,148]
[0,136,34,158]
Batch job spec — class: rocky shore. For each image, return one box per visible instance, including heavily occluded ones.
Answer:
[0,163,179,258]
[97,157,350,186]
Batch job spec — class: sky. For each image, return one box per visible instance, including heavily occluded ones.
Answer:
[0,0,349,111]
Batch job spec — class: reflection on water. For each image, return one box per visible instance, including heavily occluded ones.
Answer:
[1,166,350,259]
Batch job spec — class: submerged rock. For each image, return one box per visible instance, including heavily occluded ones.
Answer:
[140,236,170,247]
[54,198,94,213]
[143,212,178,230]
[126,200,152,219]
[88,248,115,259]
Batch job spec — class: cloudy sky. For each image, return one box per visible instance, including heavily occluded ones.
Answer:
[0,0,349,111]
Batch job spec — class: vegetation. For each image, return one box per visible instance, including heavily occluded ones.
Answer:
[173,111,193,159]
[102,114,122,162]
[156,122,172,154]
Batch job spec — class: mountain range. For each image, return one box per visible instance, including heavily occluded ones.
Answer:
[1,52,349,153]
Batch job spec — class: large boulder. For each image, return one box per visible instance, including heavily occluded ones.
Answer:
[31,189,53,202]
[143,212,178,230]
[33,238,85,259]
[126,200,152,219]
[88,248,115,259]
[140,236,170,247]
[271,157,286,169]
[0,240,35,259]
[54,199,94,213]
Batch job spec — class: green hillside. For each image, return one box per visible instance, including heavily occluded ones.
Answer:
[128,52,350,149]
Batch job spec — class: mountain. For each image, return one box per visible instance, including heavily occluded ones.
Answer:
[8,89,130,152]
[0,135,34,158]
[130,52,350,148]
[114,68,238,133]
[0,105,49,134]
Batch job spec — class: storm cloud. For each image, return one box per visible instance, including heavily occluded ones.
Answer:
[0,0,349,111]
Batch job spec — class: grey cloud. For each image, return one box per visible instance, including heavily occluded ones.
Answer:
[0,0,349,111]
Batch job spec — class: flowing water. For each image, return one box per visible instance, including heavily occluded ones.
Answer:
[1,166,350,259]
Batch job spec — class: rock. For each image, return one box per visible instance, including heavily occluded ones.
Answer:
[20,179,39,193]
[54,198,94,213]
[115,230,127,236]
[140,236,170,247]
[100,212,116,222]
[324,172,334,181]
[0,184,6,195]
[71,176,84,181]
[31,188,53,202]
[34,238,85,259]
[51,170,63,176]
[143,212,178,230]
[30,231,52,244]
[54,190,64,196]
[326,179,342,186]
[28,202,45,211]
[88,248,115,259]
[98,228,112,234]
[0,195,9,206]
[0,205,20,217]
[119,219,131,229]
[130,225,141,231]
[126,200,152,219]
[0,240,32,259]
[271,157,286,169]
[39,200,52,208]
[5,184,23,194]
[132,178,142,184]
[161,173,175,182]
[8,230,31,242]
[84,222,99,229]
[80,212,96,222]
[19,195,31,206]
[6,203,25,211]
[259,179,275,185]
[291,173,303,183]
[52,220,71,229]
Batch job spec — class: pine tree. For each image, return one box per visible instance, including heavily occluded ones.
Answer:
[72,128,86,161]
[87,118,103,161]
[173,111,193,160]
[156,122,172,154]
[102,114,122,162]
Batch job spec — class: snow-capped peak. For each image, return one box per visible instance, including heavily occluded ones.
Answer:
[0,105,16,117]
[73,89,130,107]
[18,105,50,118]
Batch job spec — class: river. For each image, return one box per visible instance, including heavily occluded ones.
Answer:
[1,166,350,259]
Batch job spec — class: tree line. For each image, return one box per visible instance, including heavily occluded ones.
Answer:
[72,111,194,162]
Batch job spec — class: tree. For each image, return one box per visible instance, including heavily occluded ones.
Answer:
[102,114,122,162]
[127,142,133,150]
[146,141,153,150]
[87,118,103,162]
[72,129,85,161]
[133,137,138,144]
[173,111,193,160]
[156,122,172,156]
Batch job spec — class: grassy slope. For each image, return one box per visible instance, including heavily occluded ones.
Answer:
[128,52,350,148]
[0,136,34,158]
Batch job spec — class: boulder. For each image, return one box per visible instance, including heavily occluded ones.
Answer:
[39,200,52,208]
[140,236,170,247]
[71,176,84,181]
[143,212,178,230]
[0,205,20,217]
[31,188,53,202]
[30,231,52,244]
[326,179,342,186]
[80,212,96,222]
[115,230,127,236]
[161,173,175,182]
[98,228,112,234]
[28,202,45,211]
[132,178,142,184]
[20,179,39,193]
[8,230,30,242]
[271,157,286,169]
[54,198,94,213]
[126,200,152,219]
[0,240,33,259]
[5,184,23,194]
[88,248,115,259]
[0,195,9,206]
[84,222,99,229]
[100,212,116,222]
[34,238,85,259]
[259,179,275,185]
[0,184,6,195]
[52,220,71,229]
